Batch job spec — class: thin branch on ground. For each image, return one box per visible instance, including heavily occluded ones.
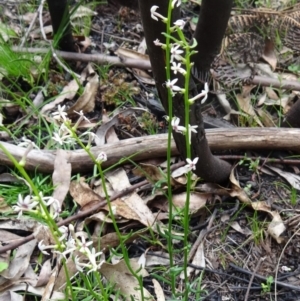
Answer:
[12,47,300,91]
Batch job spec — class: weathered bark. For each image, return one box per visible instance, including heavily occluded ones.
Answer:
[139,0,232,182]
[192,0,233,73]
[281,98,300,128]
[47,0,75,52]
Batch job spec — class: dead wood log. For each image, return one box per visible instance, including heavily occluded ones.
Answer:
[0,128,300,173]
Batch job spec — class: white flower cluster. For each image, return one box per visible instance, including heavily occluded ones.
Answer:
[152,3,203,173]
[150,5,209,103]
[38,224,104,275]
[12,192,61,220]
[51,105,96,147]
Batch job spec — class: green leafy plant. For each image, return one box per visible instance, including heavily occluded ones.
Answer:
[239,154,260,173]
[261,275,274,293]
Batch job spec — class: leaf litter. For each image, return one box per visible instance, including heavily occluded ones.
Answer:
[1,0,300,300]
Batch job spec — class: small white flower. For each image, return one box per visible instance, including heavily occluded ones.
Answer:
[12,194,39,218]
[52,124,75,145]
[154,39,164,47]
[39,195,61,219]
[79,131,96,146]
[187,124,198,144]
[171,62,186,75]
[189,82,209,104]
[172,0,182,7]
[189,124,198,134]
[77,235,93,254]
[49,199,61,219]
[173,19,185,30]
[17,137,39,149]
[96,152,107,164]
[170,44,184,62]
[38,240,56,256]
[165,78,184,95]
[74,255,87,272]
[56,237,77,258]
[171,117,186,134]
[58,226,69,241]
[150,6,167,22]
[185,157,199,171]
[86,247,104,274]
[74,110,90,123]
[52,105,68,122]
[74,248,103,274]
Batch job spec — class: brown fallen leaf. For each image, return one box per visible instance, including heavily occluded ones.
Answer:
[69,177,102,207]
[99,259,153,301]
[67,65,99,116]
[52,149,71,206]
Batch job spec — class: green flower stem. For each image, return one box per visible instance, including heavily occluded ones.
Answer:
[182,43,193,300]
[70,128,145,300]
[0,144,60,239]
[0,142,74,299]
[165,1,176,296]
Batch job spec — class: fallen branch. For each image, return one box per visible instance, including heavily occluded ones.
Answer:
[12,47,300,91]
[1,128,300,173]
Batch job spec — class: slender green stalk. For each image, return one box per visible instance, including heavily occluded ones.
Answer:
[165,1,176,296]
[0,143,75,299]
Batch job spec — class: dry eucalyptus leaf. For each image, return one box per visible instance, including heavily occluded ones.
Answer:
[1,240,36,280]
[251,201,286,243]
[52,149,71,205]
[236,93,263,127]
[41,79,79,113]
[229,169,252,204]
[133,163,166,184]
[123,192,159,227]
[99,260,152,301]
[268,211,286,244]
[69,178,102,207]
[105,168,131,191]
[267,165,300,190]
[0,291,23,301]
[103,199,140,221]
[230,221,252,236]
[266,87,279,100]
[153,279,165,301]
[67,72,99,116]
[95,108,147,146]
[143,252,170,266]
[0,197,12,214]
[172,192,208,214]
[262,39,277,70]
[36,259,52,287]
[256,108,276,127]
